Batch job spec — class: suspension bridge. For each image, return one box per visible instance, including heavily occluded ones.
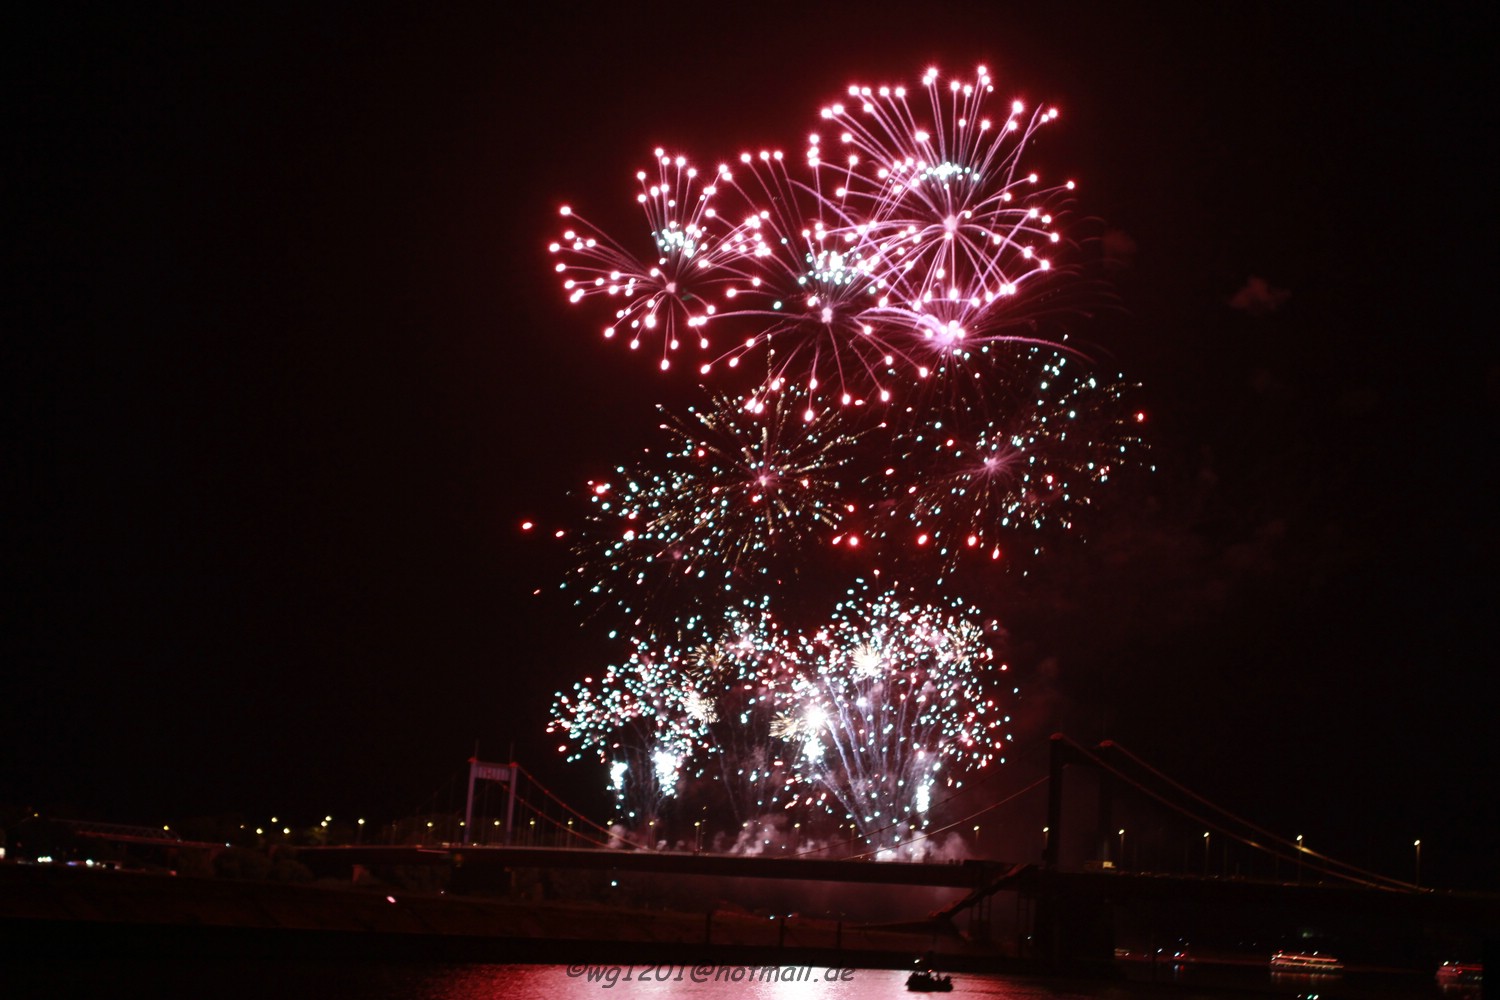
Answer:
[291,734,1438,888]
[280,734,1496,969]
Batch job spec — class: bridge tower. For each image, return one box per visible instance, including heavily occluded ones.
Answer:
[1035,734,1118,970]
[462,758,518,846]
[1043,733,1118,870]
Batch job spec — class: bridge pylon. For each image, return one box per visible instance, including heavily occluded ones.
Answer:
[1043,733,1118,871]
[463,759,518,846]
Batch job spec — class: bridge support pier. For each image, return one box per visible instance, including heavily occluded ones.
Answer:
[1030,872,1116,973]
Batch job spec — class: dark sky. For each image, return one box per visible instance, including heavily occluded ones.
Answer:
[7,7,1494,887]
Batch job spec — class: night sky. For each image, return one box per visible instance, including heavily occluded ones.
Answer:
[8,7,1494,888]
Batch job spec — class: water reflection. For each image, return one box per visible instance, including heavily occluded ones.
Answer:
[384,965,899,1000]
[6,960,1446,999]
[365,965,1162,999]
[399,965,1432,998]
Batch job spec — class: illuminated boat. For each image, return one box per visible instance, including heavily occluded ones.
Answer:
[1436,962,1482,985]
[1270,951,1343,974]
[905,969,954,992]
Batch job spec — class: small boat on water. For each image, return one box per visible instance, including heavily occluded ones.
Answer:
[905,969,954,992]
[1436,961,1482,985]
[1270,951,1343,974]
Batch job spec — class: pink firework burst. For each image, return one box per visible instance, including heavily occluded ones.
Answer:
[819,66,1078,367]
[549,149,746,371]
[547,67,1085,411]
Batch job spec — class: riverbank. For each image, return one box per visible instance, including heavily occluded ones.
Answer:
[0,862,1031,972]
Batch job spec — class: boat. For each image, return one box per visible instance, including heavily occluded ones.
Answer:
[1270,951,1343,974]
[905,969,954,992]
[1436,962,1482,985]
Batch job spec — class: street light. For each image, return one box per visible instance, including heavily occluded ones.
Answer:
[1296,834,1304,884]
[1202,832,1211,876]
[1118,828,1126,868]
[1414,839,1422,889]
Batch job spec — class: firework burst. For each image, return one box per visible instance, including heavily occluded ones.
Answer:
[694,147,907,410]
[548,66,1084,411]
[779,587,1013,845]
[565,382,867,622]
[823,65,1072,324]
[547,587,1015,844]
[550,150,746,370]
[685,603,806,822]
[541,65,1144,850]
[872,349,1149,566]
[547,637,706,824]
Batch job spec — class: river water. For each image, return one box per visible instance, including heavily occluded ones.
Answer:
[6,961,1459,999]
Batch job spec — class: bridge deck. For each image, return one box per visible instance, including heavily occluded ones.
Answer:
[298,844,1019,888]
